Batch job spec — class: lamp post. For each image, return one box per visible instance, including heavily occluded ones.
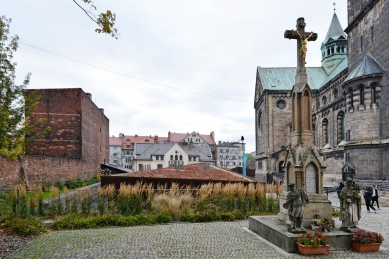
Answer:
[241,136,246,176]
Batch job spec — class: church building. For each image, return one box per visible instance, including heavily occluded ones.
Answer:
[254,0,388,185]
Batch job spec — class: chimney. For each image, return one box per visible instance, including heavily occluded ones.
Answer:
[154,135,158,141]
[85,93,92,100]
[119,133,124,138]
[211,131,215,140]
[189,141,194,149]
[99,108,104,114]
[218,141,221,145]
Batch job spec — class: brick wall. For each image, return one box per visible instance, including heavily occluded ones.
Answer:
[80,91,109,173]
[0,155,93,189]
[25,88,82,157]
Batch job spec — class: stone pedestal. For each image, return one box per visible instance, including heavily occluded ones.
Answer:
[278,192,332,227]
[249,216,352,253]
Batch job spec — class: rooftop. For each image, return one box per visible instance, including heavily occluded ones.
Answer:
[119,164,253,182]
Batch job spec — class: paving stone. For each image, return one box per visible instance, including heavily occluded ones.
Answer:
[10,207,389,258]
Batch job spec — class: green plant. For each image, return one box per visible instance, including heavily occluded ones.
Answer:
[332,210,340,217]
[350,230,384,244]
[2,217,46,236]
[181,213,197,222]
[297,230,330,248]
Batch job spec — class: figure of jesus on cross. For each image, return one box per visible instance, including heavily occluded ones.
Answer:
[284,18,317,71]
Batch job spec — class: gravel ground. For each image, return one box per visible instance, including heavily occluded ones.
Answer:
[0,229,36,259]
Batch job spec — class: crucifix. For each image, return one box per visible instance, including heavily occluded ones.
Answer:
[284,18,318,73]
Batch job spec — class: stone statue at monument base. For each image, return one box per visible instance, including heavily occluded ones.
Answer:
[283,183,309,233]
[339,177,362,232]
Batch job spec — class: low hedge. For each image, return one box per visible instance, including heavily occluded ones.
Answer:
[2,217,47,236]
[52,213,172,230]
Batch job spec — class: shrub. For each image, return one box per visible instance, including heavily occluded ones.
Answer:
[2,217,46,236]
[181,213,197,222]
[53,213,172,230]
[196,211,221,222]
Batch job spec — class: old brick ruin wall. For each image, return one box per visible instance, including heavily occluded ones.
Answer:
[0,88,110,189]
[0,155,96,189]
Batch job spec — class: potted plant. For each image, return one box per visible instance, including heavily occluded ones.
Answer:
[296,229,330,256]
[311,218,333,232]
[350,230,384,252]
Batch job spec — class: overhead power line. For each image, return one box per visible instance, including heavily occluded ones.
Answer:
[19,41,252,103]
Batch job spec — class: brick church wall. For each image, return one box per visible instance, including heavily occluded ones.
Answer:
[322,151,344,185]
[347,0,389,139]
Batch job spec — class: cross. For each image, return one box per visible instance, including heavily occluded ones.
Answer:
[284,18,318,74]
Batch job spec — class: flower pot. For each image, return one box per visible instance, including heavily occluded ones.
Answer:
[296,243,328,256]
[351,242,381,253]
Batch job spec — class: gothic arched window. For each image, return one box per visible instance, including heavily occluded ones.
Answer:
[322,96,327,106]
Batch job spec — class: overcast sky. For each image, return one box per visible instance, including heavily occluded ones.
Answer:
[3,0,347,153]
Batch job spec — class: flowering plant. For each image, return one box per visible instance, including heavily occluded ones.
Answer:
[350,230,384,244]
[312,218,332,227]
[297,229,330,248]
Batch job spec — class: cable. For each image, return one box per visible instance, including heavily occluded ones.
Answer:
[19,41,252,103]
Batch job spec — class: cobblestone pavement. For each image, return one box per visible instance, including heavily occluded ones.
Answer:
[10,207,389,259]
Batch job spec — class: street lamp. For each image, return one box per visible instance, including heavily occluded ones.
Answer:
[241,136,246,176]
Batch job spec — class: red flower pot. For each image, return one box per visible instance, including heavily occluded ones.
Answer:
[296,243,328,256]
[351,242,381,253]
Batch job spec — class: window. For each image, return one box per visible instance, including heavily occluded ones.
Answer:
[346,130,351,141]
[258,161,262,169]
[337,112,345,143]
[239,162,241,166]
[276,100,286,110]
[360,87,365,105]
[179,155,182,160]
[371,86,376,104]
[371,26,374,43]
[322,96,327,106]
[220,162,223,166]
[170,155,173,160]
[156,156,159,160]
[360,36,363,52]
[139,164,143,171]
[345,153,350,162]
[161,156,164,160]
[349,88,354,107]
[334,89,338,99]
[125,158,130,163]
[322,119,329,145]
[193,157,196,161]
[189,157,192,161]
[175,155,178,160]
[157,164,163,169]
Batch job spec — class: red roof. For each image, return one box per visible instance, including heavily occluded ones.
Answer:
[120,164,253,182]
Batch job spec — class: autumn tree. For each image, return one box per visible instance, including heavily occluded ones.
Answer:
[0,16,50,159]
[73,0,118,38]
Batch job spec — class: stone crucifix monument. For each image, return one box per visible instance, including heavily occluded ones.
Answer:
[278,17,332,229]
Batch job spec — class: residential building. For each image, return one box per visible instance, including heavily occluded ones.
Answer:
[133,142,215,171]
[216,141,246,169]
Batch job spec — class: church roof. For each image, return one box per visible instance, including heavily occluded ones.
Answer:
[321,57,348,86]
[344,53,385,83]
[323,13,346,44]
[257,67,328,90]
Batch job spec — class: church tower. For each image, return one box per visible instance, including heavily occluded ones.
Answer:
[321,12,347,74]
